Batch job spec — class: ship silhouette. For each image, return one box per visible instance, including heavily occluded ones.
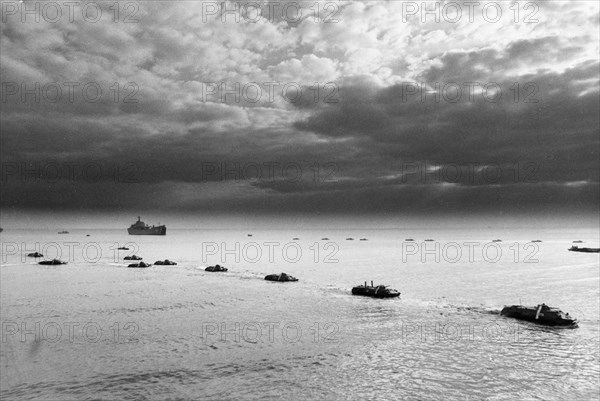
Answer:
[127,216,166,235]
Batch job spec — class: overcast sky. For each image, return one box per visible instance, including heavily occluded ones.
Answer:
[1,0,598,218]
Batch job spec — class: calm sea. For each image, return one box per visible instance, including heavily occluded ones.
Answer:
[1,225,599,400]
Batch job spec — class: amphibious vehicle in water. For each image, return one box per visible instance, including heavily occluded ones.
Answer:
[500,304,578,327]
[568,245,599,253]
[128,216,166,235]
[205,264,227,272]
[155,259,177,265]
[352,281,400,298]
[39,259,67,265]
[265,273,298,282]
[128,262,151,268]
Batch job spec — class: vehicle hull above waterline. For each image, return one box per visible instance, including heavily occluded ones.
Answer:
[500,305,578,327]
[127,227,166,235]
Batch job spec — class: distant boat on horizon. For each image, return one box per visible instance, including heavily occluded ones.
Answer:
[58,230,69,234]
[568,245,599,253]
[128,216,166,235]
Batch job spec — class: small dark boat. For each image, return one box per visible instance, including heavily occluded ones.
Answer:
[573,240,583,243]
[117,247,130,250]
[292,238,300,240]
[531,240,542,243]
[359,238,368,241]
[352,281,400,298]
[265,272,298,282]
[501,304,577,327]
[346,237,354,240]
[205,264,228,272]
[321,237,330,240]
[405,238,414,241]
[248,234,253,237]
[492,239,502,242]
[39,259,67,265]
[154,259,177,265]
[86,234,91,237]
[424,239,434,242]
[128,262,151,268]
[58,230,69,234]
[27,252,43,258]
[568,246,600,253]
[124,255,142,260]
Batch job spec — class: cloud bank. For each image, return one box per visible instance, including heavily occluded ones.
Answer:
[1,0,598,216]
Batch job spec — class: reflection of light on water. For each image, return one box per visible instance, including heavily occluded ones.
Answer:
[0,226,598,400]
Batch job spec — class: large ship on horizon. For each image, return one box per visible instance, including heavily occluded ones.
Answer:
[127,216,166,235]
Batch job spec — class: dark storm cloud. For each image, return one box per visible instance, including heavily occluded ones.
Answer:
[1,1,598,215]
[293,58,599,186]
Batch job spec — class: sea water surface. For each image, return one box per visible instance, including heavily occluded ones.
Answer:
[1,225,599,400]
